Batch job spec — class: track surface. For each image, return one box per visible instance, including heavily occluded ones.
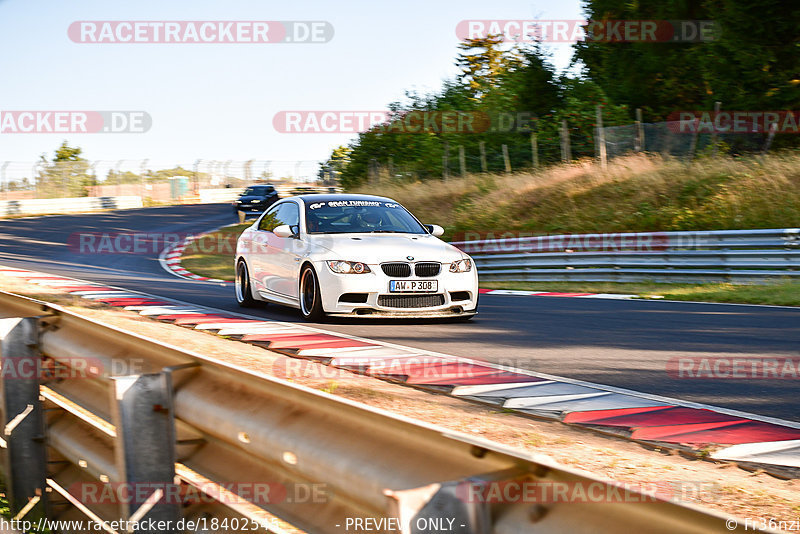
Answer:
[1,204,798,421]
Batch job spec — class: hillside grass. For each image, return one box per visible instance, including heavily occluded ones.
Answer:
[351,152,800,238]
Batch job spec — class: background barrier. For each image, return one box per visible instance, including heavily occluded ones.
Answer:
[0,196,144,217]
[453,228,800,283]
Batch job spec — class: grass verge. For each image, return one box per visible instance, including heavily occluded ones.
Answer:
[482,280,800,306]
[179,222,249,280]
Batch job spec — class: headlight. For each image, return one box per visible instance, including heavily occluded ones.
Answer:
[327,260,371,274]
[449,258,472,273]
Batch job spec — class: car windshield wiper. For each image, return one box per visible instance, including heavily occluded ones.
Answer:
[369,230,403,233]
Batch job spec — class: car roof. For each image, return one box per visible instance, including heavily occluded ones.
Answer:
[293,193,393,203]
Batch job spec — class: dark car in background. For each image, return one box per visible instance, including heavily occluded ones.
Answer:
[234,185,279,219]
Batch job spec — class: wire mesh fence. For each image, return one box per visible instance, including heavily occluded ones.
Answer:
[603,122,769,160]
[360,117,776,186]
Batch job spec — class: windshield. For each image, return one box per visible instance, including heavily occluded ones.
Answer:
[304,199,427,234]
[243,186,272,196]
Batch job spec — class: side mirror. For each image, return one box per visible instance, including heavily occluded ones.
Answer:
[424,224,445,237]
[273,224,295,238]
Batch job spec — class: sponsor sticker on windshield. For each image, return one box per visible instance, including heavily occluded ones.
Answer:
[308,200,399,209]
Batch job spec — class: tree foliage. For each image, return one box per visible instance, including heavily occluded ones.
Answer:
[574,0,800,120]
[37,141,95,198]
[335,42,629,188]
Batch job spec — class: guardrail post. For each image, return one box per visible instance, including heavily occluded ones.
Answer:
[386,475,502,534]
[110,373,181,532]
[0,317,48,520]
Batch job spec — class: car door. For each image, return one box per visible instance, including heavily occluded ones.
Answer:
[256,201,301,298]
[249,203,282,295]
[271,201,303,298]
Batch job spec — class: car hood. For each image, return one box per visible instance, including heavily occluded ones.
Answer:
[306,233,466,263]
[238,195,270,202]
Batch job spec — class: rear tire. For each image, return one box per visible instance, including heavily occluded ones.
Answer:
[235,260,258,307]
[299,265,326,322]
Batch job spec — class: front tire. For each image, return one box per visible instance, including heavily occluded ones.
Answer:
[235,260,258,307]
[299,265,325,322]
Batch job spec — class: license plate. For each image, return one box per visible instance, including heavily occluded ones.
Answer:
[389,280,437,292]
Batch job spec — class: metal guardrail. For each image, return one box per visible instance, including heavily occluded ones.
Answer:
[0,290,754,533]
[452,228,800,284]
[0,196,144,217]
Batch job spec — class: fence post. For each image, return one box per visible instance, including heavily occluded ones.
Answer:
[688,118,700,160]
[458,146,467,178]
[193,159,201,194]
[501,144,511,173]
[711,101,721,157]
[635,108,644,152]
[442,141,450,180]
[762,122,778,154]
[560,120,571,162]
[530,132,539,168]
[370,158,381,184]
[596,105,607,168]
[110,373,181,531]
[1,161,9,200]
[140,159,148,200]
[224,160,232,186]
[0,317,48,520]
[478,141,487,173]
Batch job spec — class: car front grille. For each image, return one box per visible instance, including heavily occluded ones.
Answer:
[414,262,441,277]
[378,294,445,308]
[381,263,412,277]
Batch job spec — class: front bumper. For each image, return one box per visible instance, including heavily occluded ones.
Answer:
[314,260,479,317]
[235,204,268,213]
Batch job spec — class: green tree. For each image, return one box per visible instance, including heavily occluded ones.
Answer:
[456,36,520,99]
[318,145,352,184]
[37,141,95,198]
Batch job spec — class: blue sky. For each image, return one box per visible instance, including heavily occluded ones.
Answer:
[0,0,584,177]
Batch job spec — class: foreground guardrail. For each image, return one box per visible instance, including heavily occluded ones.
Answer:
[0,291,756,533]
[452,228,800,283]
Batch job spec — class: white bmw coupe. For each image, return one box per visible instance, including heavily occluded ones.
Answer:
[234,194,478,321]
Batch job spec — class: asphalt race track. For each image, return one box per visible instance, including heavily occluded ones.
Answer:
[0,204,798,421]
